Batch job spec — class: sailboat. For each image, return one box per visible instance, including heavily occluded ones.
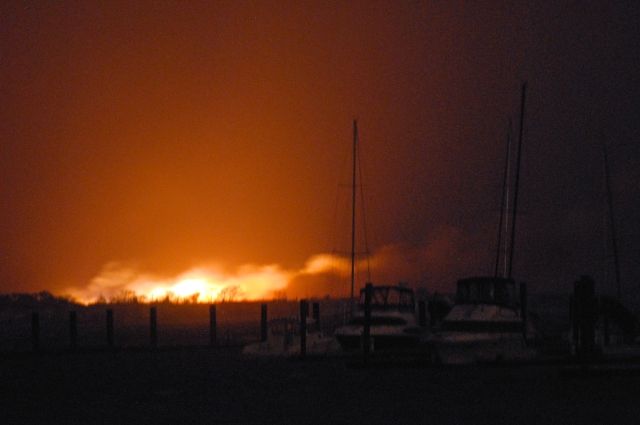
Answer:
[430,83,537,364]
[593,143,639,352]
[567,144,639,358]
[334,120,424,351]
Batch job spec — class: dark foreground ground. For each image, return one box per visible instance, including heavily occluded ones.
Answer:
[2,348,640,425]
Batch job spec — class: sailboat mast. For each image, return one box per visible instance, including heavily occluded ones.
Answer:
[508,82,527,279]
[350,119,358,315]
[503,119,512,278]
[603,143,621,300]
[494,119,512,278]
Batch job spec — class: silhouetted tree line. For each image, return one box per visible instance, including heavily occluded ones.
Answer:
[0,292,79,310]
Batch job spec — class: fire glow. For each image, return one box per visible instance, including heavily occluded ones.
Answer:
[64,228,472,304]
[66,254,353,304]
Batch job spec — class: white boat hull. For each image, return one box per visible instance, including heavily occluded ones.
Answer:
[335,324,424,351]
[242,332,341,357]
[433,332,535,364]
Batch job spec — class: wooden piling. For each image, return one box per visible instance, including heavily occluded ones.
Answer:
[106,309,114,348]
[31,312,40,352]
[209,304,217,347]
[150,306,158,348]
[363,283,372,362]
[573,276,596,358]
[569,295,577,348]
[300,299,308,358]
[260,303,268,342]
[418,300,427,327]
[312,302,320,330]
[520,282,528,343]
[69,311,77,350]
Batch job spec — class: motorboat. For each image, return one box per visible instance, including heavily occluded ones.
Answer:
[242,317,340,357]
[334,285,425,351]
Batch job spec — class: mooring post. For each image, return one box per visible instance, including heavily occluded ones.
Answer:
[312,302,320,330]
[573,281,584,355]
[574,276,596,358]
[418,300,427,327]
[363,283,373,363]
[69,311,77,350]
[520,282,528,343]
[583,278,596,356]
[150,306,158,348]
[106,309,114,348]
[31,312,40,353]
[209,304,217,347]
[569,295,578,349]
[260,303,268,342]
[300,299,308,358]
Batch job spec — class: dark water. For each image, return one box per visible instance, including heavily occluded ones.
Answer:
[2,348,640,425]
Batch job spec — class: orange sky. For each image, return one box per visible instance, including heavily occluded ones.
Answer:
[2,2,640,302]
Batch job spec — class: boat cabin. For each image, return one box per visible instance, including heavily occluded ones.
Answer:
[455,277,517,308]
[357,285,416,312]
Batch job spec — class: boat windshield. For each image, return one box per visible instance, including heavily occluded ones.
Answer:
[358,286,415,311]
[455,277,516,307]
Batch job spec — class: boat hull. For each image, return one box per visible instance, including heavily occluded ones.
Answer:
[335,325,423,351]
[242,332,340,357]
[432,332,535,364]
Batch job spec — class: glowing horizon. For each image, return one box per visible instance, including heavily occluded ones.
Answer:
[64,253,363,304]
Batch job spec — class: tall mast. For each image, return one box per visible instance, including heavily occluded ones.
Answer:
[494,119,512,278]
[603,143,621,300]
[503,119,512,278]
[350,119,358,316]
[508,82,527,279]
